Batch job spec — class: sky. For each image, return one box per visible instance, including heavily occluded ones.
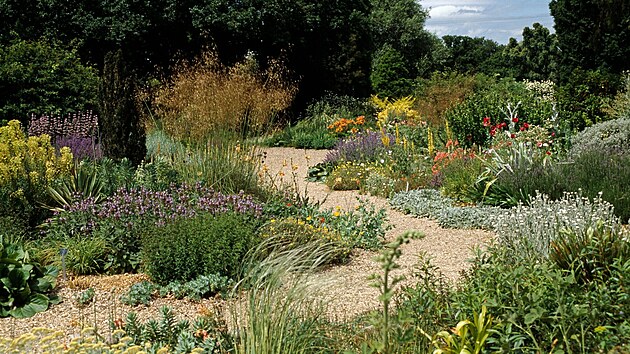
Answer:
[422,0,555,44]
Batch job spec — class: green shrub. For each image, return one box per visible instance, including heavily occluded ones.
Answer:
[260,217,351,263]
[159,274,232,301]
[569,117,630,157]
[550,221,629,284]
[399,237,630,353]
[264,115,338,149]
[445,78,554,147]
[141,212,260,285]
[559,150,630,223]
[0,235,59,318]
[0,38,99,125]
[439,155,485,204]
[556,68,621,131]
[120,281,156,306]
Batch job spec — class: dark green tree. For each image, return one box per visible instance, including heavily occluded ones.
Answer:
[0,38,99,125]
[442,35,504,75]
[369,0,437,84]
[370,45,413,98]
[549,0,630,82]
[99,50,146,166]
[520,23,558,81]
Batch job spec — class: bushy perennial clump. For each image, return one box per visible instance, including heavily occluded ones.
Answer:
[495,191,620,262]
[49,182,263,233]
[569,117,630,157]
[323,130,394,165]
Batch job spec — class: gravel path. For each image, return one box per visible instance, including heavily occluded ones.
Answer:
[0,147,494,338]
[260,147,494,320]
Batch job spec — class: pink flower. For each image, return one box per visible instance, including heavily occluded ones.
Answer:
[520,127,526,132]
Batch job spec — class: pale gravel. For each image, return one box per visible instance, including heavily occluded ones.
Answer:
[0,147,494,339]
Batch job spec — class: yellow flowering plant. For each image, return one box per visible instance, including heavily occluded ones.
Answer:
[0,120,73,226]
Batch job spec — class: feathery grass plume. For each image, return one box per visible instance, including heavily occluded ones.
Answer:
[152,51,296,143]
[231,236,339,354]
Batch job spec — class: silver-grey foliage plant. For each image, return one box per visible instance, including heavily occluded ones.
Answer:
[495,191,620,262]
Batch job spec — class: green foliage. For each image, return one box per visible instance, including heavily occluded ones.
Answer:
[326,162,380,191]
[260,217,351,264]
[141,212,259,285]
[0,235,59,318]
[364,172,397,198]
[146,129,263,196]
[120,281,156,306]
[292,198,390,250]
[445,78,554,147]
[264,115,338,149]
[120,305,229,353]
[46,161,106,211]
[550,0,630,82]
[75,287,95,307]
[369,0,434,80]
[370,45,413,98]
[556,68,621,131]
[550,221,629,285]
[442,35,503,75]
[439,155,485,204]
[0,38,99,125]
[99,49,146,166]
[159,274,232,301]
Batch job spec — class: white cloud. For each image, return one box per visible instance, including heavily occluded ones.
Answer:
[421,0,554,44]
[429,5,484,18]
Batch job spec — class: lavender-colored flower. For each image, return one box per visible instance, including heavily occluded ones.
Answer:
[324,131,394,165]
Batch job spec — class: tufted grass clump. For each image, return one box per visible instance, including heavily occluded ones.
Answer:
[231,237,339,354]
[495,191,620,262]
[152,51,296,143]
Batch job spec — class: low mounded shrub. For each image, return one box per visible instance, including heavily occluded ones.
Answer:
[141,212,260,285]
[390,189,503,230]
[569,117,630,157]
[495,192,619,262]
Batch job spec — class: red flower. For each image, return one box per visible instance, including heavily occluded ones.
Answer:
[546,151,552,156]
[512,117,519,123]
[551,132,556,137]
[490,128,496,136]
[510,133,516,138]
[520,127,526,131]
[482,117,491,127]
[523,123,530,129]
[500,122,507,128]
